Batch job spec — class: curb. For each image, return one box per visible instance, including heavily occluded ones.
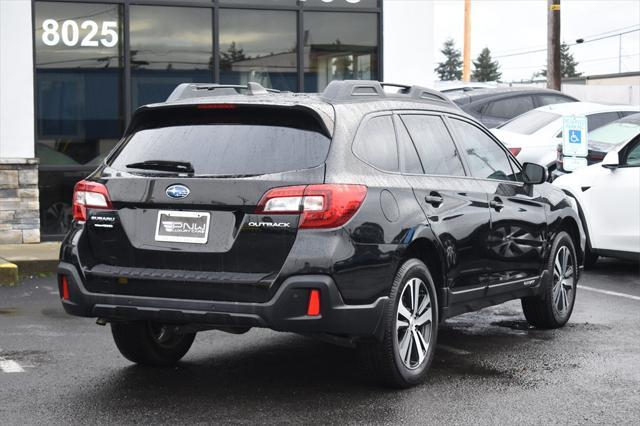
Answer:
[0,258,19,286]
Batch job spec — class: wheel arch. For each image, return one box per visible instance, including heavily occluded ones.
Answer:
[559,216,584,266]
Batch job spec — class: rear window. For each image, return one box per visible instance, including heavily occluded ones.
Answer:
[499,109,560,135]
[108,106,331,176]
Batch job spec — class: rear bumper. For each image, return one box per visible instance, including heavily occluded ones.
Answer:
[58,262,387,337]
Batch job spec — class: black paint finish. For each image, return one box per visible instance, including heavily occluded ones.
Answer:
[59,89,586,337]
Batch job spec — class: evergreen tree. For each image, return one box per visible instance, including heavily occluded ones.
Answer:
[434,38,463,81]
[541,42,581,78]
[220,42,247,71]
[472,47,502,82]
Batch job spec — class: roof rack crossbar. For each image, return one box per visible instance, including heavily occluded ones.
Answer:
[320,80,453,105]
[166,82,278,102]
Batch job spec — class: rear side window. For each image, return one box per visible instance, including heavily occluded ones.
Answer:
[485,96,534,120]
[353,115,399,172]
[449,118,517,181]
[587,112,622,132]
[537,94,572,106]
[109,106,331,176]
[400,114,465,176]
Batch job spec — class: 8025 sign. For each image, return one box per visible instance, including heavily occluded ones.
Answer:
[41,19,118,48]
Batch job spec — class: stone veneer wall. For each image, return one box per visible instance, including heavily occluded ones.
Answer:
[0,159,40,244]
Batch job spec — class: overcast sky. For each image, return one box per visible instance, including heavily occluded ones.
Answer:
[433,0,640,82]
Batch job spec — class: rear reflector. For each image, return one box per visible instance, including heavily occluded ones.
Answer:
[59,275,70,300]
[508,147,522,157]
[307,289,321,316]
[256,184,367,229]
[72,180,113,221]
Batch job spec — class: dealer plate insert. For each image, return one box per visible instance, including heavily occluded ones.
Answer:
[155,210,211,244]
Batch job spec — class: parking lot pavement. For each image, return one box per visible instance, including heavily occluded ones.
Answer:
[1,259,639,425]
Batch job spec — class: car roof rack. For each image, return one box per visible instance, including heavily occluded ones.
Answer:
[321,80,453,105]
[166,82,279,102]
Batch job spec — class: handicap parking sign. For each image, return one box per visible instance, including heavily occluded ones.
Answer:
[568,129,581,144]
[562,115,588,158]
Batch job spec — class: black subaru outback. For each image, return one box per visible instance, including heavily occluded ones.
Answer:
[58,80,585,388]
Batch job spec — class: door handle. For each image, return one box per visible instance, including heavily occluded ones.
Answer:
[490,197,504,211]
[425,192,444,208]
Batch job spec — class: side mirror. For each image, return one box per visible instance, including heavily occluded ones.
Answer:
[522,162,547,185]
[602,151,620,169]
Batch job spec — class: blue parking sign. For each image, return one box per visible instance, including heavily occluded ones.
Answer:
[568,129,581,144]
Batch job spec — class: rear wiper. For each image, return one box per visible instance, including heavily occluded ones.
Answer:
[125,160,194,174]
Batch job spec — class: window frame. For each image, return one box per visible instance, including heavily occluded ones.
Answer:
[444,114,524,185]
[620,135,640,168]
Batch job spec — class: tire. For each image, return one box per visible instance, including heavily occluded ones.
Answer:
[111,321,196,366]
[359,259,438,388]
[522,231,578,329]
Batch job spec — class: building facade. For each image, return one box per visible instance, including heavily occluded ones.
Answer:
[0,0,433,242]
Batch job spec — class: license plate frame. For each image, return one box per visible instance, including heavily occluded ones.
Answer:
[154,210,211,244]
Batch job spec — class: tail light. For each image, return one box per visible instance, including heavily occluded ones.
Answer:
[256,184,367,229]
[72,180,112,221]
[508,147,521,156]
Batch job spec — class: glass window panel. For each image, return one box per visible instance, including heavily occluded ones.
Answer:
[219,9,297,91]
[34,1,124,236]
[401,115,465,177]
[485,96,534,120]
[449,119,516,181]
[302,0,379,8]
[220,0,298,5]
[130,6,213,108]
[303,12,378,91]
[353,116,398,172]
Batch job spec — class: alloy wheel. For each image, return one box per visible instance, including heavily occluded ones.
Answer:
[552,245,575,318]
[396,277,433,369]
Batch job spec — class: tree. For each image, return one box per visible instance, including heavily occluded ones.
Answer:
[220,42,247,71]
[434,38,463,81]
[541,42,581,78]
[472,47,502,82]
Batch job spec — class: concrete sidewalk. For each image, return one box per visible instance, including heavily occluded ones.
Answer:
[0,242,60,285]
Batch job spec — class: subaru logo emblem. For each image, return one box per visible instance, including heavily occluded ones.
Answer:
[166,184,190,199]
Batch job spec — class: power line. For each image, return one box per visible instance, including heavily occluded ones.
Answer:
[493,28,640,59]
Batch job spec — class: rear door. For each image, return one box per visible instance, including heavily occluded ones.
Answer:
[83,104,332,302]
[397,112,494,297]
[447,117,548,289]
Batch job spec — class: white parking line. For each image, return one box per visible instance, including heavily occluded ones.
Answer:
[579,285,640,302]
[0,359,25,373]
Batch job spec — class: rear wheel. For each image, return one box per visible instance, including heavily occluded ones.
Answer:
[111,321,196,366]
[522,231,578,329]
[359,259,438,388]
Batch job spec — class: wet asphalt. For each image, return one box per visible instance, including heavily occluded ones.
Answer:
[1,258,639,425]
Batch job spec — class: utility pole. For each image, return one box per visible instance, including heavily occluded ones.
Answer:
[547,0,561,90]
[463,0,471,82]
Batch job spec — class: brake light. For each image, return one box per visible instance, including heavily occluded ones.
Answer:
[197,104,236,110]
[508,147,521,156]
[72,180,112,221]
[256,184,367,229]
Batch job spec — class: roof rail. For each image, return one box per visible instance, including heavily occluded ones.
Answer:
[321,80,453,105]
[166,82,278,102]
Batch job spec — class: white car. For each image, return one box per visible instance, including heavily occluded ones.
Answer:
[491,102,639,172]
[553,134,640,266]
